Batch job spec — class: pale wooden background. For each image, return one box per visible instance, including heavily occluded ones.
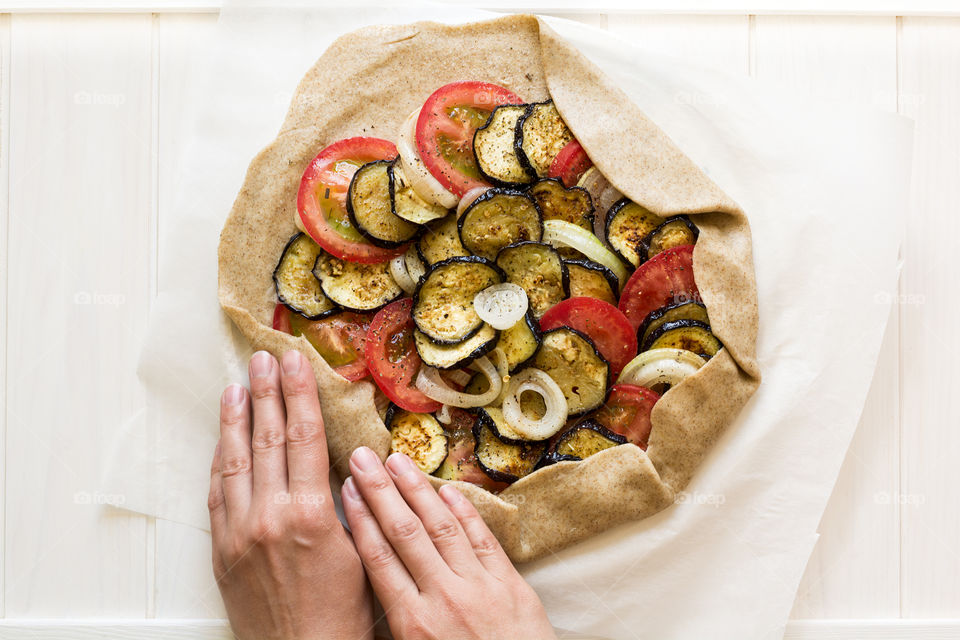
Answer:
[1,2,958,638]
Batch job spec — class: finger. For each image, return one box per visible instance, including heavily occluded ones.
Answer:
[248,351,288,503]
[349,447,449,585]
[219,383,253,522]
[439,484,515,577]
[385,453,480,577]
[208,440,227,542]
[279,350,330,494]
[341,476,416,607]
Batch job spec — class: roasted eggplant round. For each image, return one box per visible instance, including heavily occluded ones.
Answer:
[473,415,548,483]
[643,319,723,359]
[637,301,710,349]
[515,100,574,178]
[273,232,337,319]
[529,178,594,232]
[563,258,620,305]
[312,252,403,312]
[412,256,504,344]
[473,104,535,186]
[551,419,626,461]
[495,241,569,319]
[386,405,448,473]
[389,159,449,225]
[417,212,470,266]
[604,198,666,267]
[532,327,610,416]
[496,309,541,372]
[640,216,700,263]
[458,188,543,260]
[414,323,499,370]
[347,159,420,248]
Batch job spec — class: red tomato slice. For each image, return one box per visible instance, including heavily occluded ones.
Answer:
[415,81,522,197]
[590,384,659,450]
[618,245,699,332]
[272,303,370,381]
[548,139,593,187]
[540,297,638,377]
[297,137,407,264]
[441,408,510,493]
[365,298,442,413]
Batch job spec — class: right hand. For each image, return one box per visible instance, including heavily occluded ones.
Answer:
[341,447,556,640]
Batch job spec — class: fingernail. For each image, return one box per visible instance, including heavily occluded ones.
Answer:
[342,477,360,501]
[224,383,244,406]
[250,351,273,378]
[386,452,416,477]
[439,484,463,506]
[351,446,379,472]
[282,350,302,375]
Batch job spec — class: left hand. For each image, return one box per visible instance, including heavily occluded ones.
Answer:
[208,349,375,640]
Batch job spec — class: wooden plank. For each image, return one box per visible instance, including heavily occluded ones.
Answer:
[4,13,152,616]
[606,14,749,75]
[0,10,11,621]
[898,16,960,618]
[152,11,225,619]
[750,15,902,619]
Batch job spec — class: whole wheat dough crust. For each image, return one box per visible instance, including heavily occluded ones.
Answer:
[218,14,760,562]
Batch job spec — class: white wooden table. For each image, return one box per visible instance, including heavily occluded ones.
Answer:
[1,1,958,637]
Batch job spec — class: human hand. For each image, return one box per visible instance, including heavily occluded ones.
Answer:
[342,447,556,640]
[208,350,375,640]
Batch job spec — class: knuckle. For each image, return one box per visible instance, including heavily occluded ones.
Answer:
[219,409,246,431]
[282,373,315,396]
[285,420,323,446]
[472,533,502,558]
[388,517,422,543]
[250,382,281,402]
[426,518,461,544]
[364,541,397,569]
[365,472,394,494]
[251,428,285,452]
[249,516,282,546]
[219,455,252,479]
[207,488,224,513]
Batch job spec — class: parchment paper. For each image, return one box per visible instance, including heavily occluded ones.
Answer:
[102,2,913,637]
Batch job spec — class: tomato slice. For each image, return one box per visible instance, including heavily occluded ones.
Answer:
[415,81,522,197]
[548,139,593,187]
[618,245,699,332]
[297,137,407,264]
[439,408,510,493]
[590,384,659,450]
[365,298,442,413]
[540,297,637,377]
[272,303,371,381]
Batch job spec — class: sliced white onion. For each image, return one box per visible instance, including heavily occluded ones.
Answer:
[502,368,568,441]
[390,254,417,295]
[457,186,490,217]
[446,369,473,387]
[403,245,426,286]
[541,219,628,287]
[616,348,706,388]
[474,283,528,330]
[415,356,501,408]
[397,109,459,209]
[436,404,453,424]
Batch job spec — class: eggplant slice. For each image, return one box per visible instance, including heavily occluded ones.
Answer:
[417,213,470,266]
[458,188,543,261]
[473,104,535,186]
[516,100,574,178]
[477,406,529,445]
[564,258,619,305]
[552,420,626,461]
[532,327,610,416]
[386,406,447,473]
[529,178,594,231]
[496,310,541,372]
[434,409,507,492]
[312,252,402,312]
[643,319,723,359]
[495,241,568,319]
[638,301,710,349]
[414,323,499,370]
[389,160,449,225]
[474,416,548,483]
[273,233,337,319]
[640,216,700,262]
[413,256,504,344]
[347,160,420,248]
[605,198,666,267]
